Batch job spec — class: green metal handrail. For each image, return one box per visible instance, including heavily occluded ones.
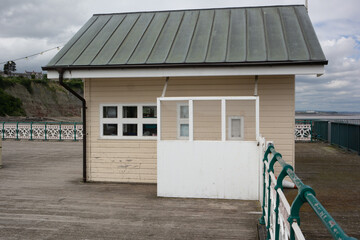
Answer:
[259,144,357,240]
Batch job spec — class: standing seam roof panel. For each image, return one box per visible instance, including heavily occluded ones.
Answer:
[206,9,230,62]
[146,12,184,64]
[165,11,199,63]
[109,13,154,64]
[226,9,246,62]
[74,15,125,65]
[279,7,309,60]
[90,14,139,65]
[186,10,215,63]
[47,16,98,66]
[127,12,169,64]
[56,15,111,66]
[294,6,326,60]
[247,8,267,61]
[263,8,288,61]
[44,6,327,70]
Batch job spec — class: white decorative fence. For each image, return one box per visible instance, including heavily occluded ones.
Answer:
[0,122,83,141]
[295,120,312,142]
[1,121,311,142]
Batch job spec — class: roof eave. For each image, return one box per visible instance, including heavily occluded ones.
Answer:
[42,60,328,71]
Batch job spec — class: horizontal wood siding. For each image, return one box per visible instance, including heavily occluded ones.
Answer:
[86,78,164,183]
[85,75,295,183]
[194,101,221,140]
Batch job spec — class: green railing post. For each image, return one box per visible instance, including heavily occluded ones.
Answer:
[74,122,77,141]
[338,123,340,146]
[347,124,350,151]
[59,122,62,141]
[267,151,282,240]
[30,122,33,140]
[44,122,47,141]
[358,125,360,155]
[266,172,272,240]
[264,152,281,240]
[259,145,273,225]
[16,122,19,140]
[310,120,313,142]
[2,122,4,140]
[288,184,316,240]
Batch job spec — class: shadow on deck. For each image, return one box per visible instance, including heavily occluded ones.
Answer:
[0,141,260,240]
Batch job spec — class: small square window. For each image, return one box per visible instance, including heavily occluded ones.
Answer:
[123,124,137,136]
[143,124,157,136]
[143,106,157,118]
[123,106,137,118]
[103,124,118,136]
[180,124,189,137]
[180,105,189,119]
[103,106,117,118]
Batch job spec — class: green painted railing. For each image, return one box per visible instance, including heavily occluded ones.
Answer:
[313,121,360,154]
[259,144,357,240]
[0,122,83,141]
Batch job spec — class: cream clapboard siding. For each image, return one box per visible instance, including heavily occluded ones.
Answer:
[85,78,163,183]
[84,75,295,183]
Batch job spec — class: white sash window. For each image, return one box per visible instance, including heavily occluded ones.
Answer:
[100,104,157,139]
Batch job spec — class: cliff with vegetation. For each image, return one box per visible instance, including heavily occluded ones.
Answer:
[0,76,83,120]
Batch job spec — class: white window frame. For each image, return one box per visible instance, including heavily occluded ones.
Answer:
[157,96,259,142]
[100,103,157,140]
[177,103,189,139]
[228,116,244,140]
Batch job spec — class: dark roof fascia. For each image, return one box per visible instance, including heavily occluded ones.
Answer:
[93,5,305,16]
[42,60,328,71]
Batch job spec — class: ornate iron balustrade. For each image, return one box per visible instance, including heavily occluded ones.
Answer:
[295,120,312,142]
[259,144,356,240]
[0,122,83,141]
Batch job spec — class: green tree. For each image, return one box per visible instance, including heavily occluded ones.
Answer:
[3,61,16,75]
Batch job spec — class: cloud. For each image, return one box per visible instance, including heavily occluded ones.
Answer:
[0,0,86,39]
[0,37,60,72]
[296,35,360,111]
[326,80,350,89]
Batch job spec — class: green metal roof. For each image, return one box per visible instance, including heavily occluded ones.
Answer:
[43,5,327,70]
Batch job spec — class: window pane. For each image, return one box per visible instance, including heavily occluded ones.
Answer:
[231,119,241,138]
[123,124,137,136]
[143,124,157,136]
[103,106,117,118]
[103,124,118,136]
[123,106,137,118]
[143,106,157,118]
[180,105,189,119]
[180,124,189,137]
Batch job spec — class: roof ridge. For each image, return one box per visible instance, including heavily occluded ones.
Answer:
[93,5,305,16]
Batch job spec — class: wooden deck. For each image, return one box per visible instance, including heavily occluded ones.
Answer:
[287,142,360,239]
[0,141,260,240]
[1,141,358,239]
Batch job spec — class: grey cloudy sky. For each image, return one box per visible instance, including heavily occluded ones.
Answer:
[0,0,359,112]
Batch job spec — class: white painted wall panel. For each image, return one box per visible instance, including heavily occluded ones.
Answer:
[158,141,260,200]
